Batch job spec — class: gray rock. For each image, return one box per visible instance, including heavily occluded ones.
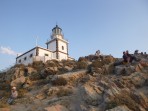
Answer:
[82,84,103,106]
[11,76,26,87]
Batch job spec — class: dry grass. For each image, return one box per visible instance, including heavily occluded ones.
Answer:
[106,93,141,111]
[78,57,88,62]
[18,88,28,98]
[58,67,69,74]
[32,61,44,72]
[0,101,9,108]
[46,60,59,67]
[91,60,104,68]
[61,60,76,68]
[46,61,57,67]
[56,87,73,97]
[75,61,88,69]
[51,77,67,86]
[29,72,42,81]
[14,64,25,70]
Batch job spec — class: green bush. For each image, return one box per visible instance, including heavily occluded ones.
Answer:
[51,77,67,86]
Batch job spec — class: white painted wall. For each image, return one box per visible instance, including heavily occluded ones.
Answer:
[16,49,36,65]
[38,48,53,62]
[52,52,57,59]
[48,40,56,51]
[52,35,63,39]
[38,48,52,57]
[16,47,57,65]
[58,52,68,60]
[58,40,68,53]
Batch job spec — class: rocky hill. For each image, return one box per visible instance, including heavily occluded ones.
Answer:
[0,53,148,111]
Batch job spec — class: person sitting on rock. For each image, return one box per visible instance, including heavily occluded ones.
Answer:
[134,50,139,55]
[124,50,138,63]
[95,50,100,56]
[122,51,128,63]
[7,87,18,105]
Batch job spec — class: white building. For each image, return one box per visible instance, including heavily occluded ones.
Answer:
[16,25,73,65]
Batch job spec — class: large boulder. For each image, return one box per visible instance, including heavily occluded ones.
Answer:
[135,63,144,72]
[114,66,135,75]
[130,92,148,110]
[11,76,26,87]
[82,84,103,106]
[129,72,148,87]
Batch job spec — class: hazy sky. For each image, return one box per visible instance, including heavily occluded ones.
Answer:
[0,0,148,71]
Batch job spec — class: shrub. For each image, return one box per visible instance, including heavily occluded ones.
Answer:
[61,60,76,67]
[14,64,25,71]
[2,91,11,98]
[78,57,87,62]
[56,87,73,97]
[46,60,59,67]
[32,61,44,72]
[58,67,69,74]
[18,88,28,98]
[46,60,57,67]
[91,60,104,68]
[35,79,49,86]
[51,77,67,86]
[105,101,118,110]
[75,61,88,69]
[0,83,10,90]
[0,101,9,108]
[29,72,42,81]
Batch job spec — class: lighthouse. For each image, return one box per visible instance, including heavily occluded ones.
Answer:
[46,25,69,60]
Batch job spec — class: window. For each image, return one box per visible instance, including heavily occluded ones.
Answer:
[45,54,48,56]
[30,54,33,58]
[62,46,64,50]
[19,59,21,63]
[24,57,26,60]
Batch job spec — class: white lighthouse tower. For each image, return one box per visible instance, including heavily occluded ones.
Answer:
[16,25,73,65]
[46,25,69,60]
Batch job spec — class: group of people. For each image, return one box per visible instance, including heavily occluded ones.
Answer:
[122,50,137,63]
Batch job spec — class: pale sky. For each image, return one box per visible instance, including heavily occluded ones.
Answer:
[0,0,148,71]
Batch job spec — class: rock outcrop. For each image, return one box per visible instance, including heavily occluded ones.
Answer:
[0,53,148,111]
